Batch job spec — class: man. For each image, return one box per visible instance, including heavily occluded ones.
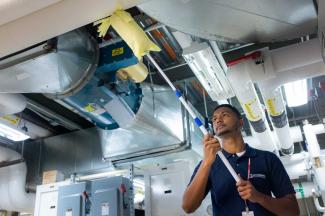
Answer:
[182,104,299,216]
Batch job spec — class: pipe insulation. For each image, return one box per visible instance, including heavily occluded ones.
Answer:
[260,86,294,155]
[227,62,276,152]
[0,94,26,116]
[0,146,35,212]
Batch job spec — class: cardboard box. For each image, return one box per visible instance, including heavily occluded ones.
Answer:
[42,170,64,184]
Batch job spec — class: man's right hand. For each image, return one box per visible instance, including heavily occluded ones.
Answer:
[202,134,221,166]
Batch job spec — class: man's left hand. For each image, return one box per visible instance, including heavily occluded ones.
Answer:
[236,180,263,203]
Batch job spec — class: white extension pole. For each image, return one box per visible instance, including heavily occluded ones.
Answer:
[147,53,240,182]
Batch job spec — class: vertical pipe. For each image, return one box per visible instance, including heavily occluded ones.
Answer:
[260,86,294,155]
[227,62,276,152]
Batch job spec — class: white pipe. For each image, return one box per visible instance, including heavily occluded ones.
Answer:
[246,123,325,145]
[303,123,321,158]
[0,146,35,212]
[315,167,325,191]
[280,152,309,179]
[0,114,52,139]
[227,62,276,152]
[0,94,26,116]
[259,85,294,154]
[270,39,322,74]
[314,196,325,213]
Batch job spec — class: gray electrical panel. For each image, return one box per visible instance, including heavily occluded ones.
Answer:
[91,176,132,216]
[57,182,88,216]
[56,176,132,216]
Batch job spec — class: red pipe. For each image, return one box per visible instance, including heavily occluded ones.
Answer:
[227,51,261,66]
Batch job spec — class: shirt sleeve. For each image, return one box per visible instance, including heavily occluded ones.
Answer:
[268,153,295,198]
[188,161,211,197]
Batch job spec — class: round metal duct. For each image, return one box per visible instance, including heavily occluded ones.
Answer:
[0,29,99,97]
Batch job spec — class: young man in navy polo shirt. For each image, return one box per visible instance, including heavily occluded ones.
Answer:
[182,104,299,216]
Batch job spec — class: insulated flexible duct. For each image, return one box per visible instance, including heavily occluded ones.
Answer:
[0,146,35,212]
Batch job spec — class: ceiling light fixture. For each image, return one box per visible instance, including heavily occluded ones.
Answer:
[0,122,29,141]
[183,42,235,101]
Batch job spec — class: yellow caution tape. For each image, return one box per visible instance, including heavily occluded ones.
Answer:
[94,9,161,59]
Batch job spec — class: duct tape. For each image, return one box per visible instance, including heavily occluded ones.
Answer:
[270,111,288,128]
[296,183,305,198]
[249,119,267,133]
[1,115,20,125]
[242,98,261,121]
[194,117,203,127]
[175,89,182,98]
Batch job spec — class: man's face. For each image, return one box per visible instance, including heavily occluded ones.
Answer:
[212,107,243,137]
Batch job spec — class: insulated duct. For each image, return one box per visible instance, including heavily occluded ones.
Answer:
[227,63,276,152]
[253,39,325,155]
[0,146,35,212]
[259,85,294,155]
[0,94,26,116]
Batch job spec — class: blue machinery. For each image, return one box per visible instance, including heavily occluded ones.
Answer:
[63,41,143,129]
[61,31,238,182]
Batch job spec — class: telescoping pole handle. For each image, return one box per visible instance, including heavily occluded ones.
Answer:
[147,54,240,183]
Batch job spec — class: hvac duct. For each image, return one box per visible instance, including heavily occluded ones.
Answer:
[100,84,187,161]
[227,63,276,152]
[0,146,34,212]
[0,94,26,116]
[0,29,98,95]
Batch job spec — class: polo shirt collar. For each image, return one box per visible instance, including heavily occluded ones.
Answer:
[222,143,257,159]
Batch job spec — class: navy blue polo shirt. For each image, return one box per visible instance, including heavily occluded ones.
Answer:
[189,144,295,216]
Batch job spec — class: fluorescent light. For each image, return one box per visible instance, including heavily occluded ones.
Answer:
[284,79,308,107]
[183,42,235,101]
[0,122,29,141]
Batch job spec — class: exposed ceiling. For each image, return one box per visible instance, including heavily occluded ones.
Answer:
[0,1,324,150]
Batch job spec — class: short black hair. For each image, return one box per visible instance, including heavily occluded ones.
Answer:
[213,104,242,119]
